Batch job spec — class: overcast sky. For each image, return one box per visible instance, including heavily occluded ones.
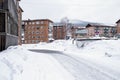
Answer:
[20,0,120,24]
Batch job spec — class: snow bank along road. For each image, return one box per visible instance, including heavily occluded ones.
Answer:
[30,49,119,80]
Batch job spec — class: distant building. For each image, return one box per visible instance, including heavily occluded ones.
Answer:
[71,24,86,39]
[75,28,88,38]
[53,22,87,40]
[0,0,22,51]
[53,23,66,40]
[86,23,116,37]
[116,19,120,34]
[22,19,53,44]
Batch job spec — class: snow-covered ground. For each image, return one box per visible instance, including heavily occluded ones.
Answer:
[0,39,120,80]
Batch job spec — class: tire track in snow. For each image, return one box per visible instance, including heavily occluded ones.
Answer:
[51,53,118,80]
[29,49,119,80]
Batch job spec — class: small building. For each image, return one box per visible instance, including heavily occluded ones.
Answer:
[22,19,53,44]
[53,23,66,40]
[116,19,120,34]
[86,23,116,37]
[71,24,86,39]
[75,28,88,38]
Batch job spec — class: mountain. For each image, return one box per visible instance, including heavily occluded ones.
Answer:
[68,19,115,27]
[68,20,92,27]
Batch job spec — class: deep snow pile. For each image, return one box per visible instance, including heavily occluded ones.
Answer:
[0,39,120,80]
[0,44,74,80]
[0,46,27,80]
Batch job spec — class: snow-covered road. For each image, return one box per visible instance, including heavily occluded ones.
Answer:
[30,49,119,80]
[52,54,119,80]
[1,40,120,80]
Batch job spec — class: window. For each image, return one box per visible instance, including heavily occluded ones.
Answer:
[29,22,31,25]
[25,22,27,25]
[32,36,35,39]
[36,31,40,34]
[36,26,40,29]
[32,22,35,25]
[41,21,44,24]
[32,40,34,43]
[36,36,40,39]
[36,21,40,24]
[22,22,24,25]
[34,40,40,43]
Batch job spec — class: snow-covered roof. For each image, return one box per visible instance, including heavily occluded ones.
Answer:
[86,23,115,28]
[53,23,65,27]
[116,19,120,23]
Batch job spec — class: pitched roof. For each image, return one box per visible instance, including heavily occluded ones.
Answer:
[116,19,120,23]
[23,19,53,23]
[53,23,65,27]
[86,23,113,28]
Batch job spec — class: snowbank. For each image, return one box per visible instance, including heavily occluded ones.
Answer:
[0,43,74,80]
[0,39,120,80]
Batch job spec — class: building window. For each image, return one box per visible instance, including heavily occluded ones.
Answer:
[25,22,27,25]
[29,22,32,25]
[36,40,40,43]
[32,22,35,25]
[32,40,34,43]
[36,36,40,39]
[22,22,24,25]
[40,26,44,29]
[41,21,44,24]
[36,21,40,24]
[36,31,40,34]
[36,26,40,29]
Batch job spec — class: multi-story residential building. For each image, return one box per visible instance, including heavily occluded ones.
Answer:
[22,19,53,44]
[86,23,116,37]
[0,0,22,51]
[116,19,120,34]
[18,6,23,45]
[53,23,66,40]
[53,22,87,40]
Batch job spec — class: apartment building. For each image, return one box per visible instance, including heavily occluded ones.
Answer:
[53,22,87,40]
[86,23,116,37]
[0,0,22,51]
[53,23,66,40]
[116,19,120,34]
[22,19,53,44]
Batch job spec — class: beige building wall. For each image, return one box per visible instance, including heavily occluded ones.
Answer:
[87,27,95,37]
[117,23,120,34]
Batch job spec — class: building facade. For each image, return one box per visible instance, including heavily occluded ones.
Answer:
[75,28,88,38]
[116,19,120,34]
[22,19,53,44]
[53,23,66,40]
[0,0,22,51]
[86,23,116,37]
